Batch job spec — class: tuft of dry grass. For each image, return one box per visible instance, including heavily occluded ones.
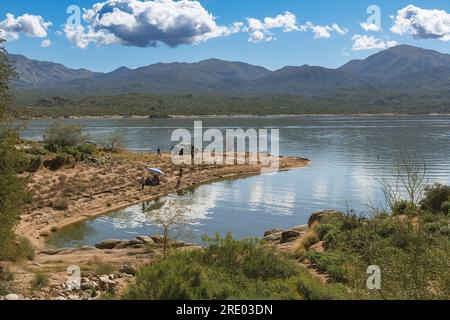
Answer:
[294,228,320,259]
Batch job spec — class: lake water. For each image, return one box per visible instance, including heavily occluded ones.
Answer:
[19,115,450,247]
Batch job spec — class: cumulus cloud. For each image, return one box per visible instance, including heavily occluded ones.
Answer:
[244,12,347,43]
[245,12,299,43]
[391,5,450,41]
[301,22,348,39]
[64,0,236,48]
[41,39,52,47]
[360,22,381,32]
[352,34,397,51]
[0,13,52,41]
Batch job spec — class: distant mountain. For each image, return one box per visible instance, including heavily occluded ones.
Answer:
[339,45,450,79]
[50,58,271,95]
[250,65,379,94]
[8,44,450,101]
[7,54,101,88]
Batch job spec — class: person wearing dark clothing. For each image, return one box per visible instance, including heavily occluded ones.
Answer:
[157,147,161,157]
[179,148,184,156]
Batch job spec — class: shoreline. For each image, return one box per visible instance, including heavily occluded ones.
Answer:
[17,152,309,250]
[14,113,450,121]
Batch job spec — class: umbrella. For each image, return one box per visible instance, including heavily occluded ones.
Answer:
[145,167,166,175]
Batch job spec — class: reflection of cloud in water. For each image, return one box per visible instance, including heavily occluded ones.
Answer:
[100,186,223,230]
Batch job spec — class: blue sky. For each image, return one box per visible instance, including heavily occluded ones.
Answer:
[1,0,450,72]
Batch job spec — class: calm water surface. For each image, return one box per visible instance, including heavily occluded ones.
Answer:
[19,115,450,247]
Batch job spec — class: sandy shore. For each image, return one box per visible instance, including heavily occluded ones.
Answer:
[17,151,309,250]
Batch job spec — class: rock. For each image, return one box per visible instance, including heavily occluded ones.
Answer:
[39,248,66,255]
[136,236,155,245]
[308,210,342,228]
[168,240,186,248]
[263,232,282,242]
[98,276,116,291]
[80,280,96,291]
[150,235,166,243]
[113,239,143,249]
[264,228,283,237]
[95,239,123,250]
[72,246,97,252]
[5,294,20,300]
[281,230,301,243]
[119,264,137,276]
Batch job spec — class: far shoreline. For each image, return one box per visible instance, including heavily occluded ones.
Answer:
[14,113,450,121]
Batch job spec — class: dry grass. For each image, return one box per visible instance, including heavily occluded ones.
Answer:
[294,228,320,258]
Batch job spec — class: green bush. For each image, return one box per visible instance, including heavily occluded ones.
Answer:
[78,143,96,155]
[305,252,347,283]
[315,224,337,240]
[44,122,86,148]
[1,237,35,262]
[296,267,350,300]
[421,184,450,214]
[123,234,302,300]
[391,200,409,216]
[31,273,49,291]
[441,201,450,216]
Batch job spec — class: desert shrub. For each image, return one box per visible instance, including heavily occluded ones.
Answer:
[44,122,86,148]
[52,198,69,211]
[315,224,337,240]
[78,143,96,155]
[421,183,450,214]
[123,234,302,300]
[1,237,35,262]
[31,273,49,291]
[441,201,450,216]
[22,154,42,173]
[97,130,124,152]
[391,200,409,216]
[375,219,395,238]
[296,267,350,300]
[305,252,347,283]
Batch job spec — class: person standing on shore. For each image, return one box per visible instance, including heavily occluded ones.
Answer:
[157,147,161,157]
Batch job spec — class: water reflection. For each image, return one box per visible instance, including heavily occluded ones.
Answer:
[28,115,450,248]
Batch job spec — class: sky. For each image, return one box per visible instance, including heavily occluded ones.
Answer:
[1,0,450,72]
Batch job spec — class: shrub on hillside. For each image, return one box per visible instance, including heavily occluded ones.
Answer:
[421,183,450,214]
[44,122,86,148]
[123,234,303,300]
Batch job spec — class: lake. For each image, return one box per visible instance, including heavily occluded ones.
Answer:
[19,115,450,247]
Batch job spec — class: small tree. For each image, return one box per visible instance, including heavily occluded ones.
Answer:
[146,200,192,256]
[44,122,86,148]
[380,151,427,214]
[0,40,27,259]
[97,129,124,152]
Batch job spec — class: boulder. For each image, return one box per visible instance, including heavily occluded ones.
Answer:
[263,232,282,242]
[281,230,301,243]
[136,236,155,245]
[308,210,342,228]
[120,264,137,276]
[168,240,186,248]
[5,294,20,301]
[150,235,166,243]
[264,228,283,237]
[95,239,123,250]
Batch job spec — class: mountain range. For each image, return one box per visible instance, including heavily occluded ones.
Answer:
[9,45,450,98]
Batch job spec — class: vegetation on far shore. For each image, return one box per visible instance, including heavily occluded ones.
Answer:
[11,87,450,118]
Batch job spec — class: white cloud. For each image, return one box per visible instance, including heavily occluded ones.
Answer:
[64,0,237,48]
[245,12,298,43]
[301,21,348,39]
[360,22,381,32]
[0,13,52,41]
[391,5,450,41]
[244,12,347,43]
[351,34,397,51]
[41,39,51,47]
